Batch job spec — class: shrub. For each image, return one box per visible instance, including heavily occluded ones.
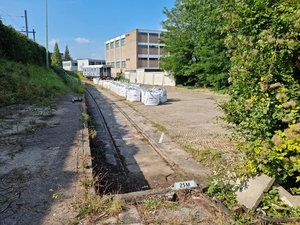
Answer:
[220,0,300,193]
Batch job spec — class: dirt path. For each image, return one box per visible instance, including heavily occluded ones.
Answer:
[0,95,90,225]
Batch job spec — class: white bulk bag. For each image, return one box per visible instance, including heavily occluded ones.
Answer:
[144,91,160,106]
[155,87,167,103]
[127,88,141,102]
[98,79,103,86]
[93,78,99,84]
[140,88,147,104]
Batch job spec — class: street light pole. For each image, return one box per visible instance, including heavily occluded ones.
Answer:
[46,0,49,69]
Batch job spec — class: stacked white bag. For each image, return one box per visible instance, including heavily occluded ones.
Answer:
[144,90,160,106]
[97,81,167,106]
[93,78,99,84]
[152,86,167,103]
[126,88,141,102]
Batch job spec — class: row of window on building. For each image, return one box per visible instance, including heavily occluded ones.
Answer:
[107,61,126,68]
[106,57,160,69]
[106,31,164,50]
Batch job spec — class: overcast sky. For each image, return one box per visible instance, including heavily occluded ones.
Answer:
[0,0,174,59]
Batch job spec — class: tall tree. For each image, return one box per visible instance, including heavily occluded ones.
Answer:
[160,0,197,86]
[51,42,62,67]
[220,0,300,192]
[64,45,72,61]
[160,0,230,89]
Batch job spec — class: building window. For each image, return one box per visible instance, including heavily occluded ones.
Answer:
[122,61,126,68]
[115,40,120,47]
[111,62,115,68]
[149,33,159,36]
[138,58,148,67]
[138,45,148,54]
[138,32,148,35]
[138,44,148,48]
[106,43,109,49]
[110,42,114,48]
[116,62,120,68]
[121,38,125,46]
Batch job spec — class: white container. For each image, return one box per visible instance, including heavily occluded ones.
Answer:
[155,87,167,103]
[93,78,99,84]
[144,91,160,106]
[127,88,141,102]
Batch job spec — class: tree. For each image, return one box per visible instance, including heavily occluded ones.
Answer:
[51,42,62,67]
[160,0,230,89]
[220,0,300,193]
[64,45,72,61]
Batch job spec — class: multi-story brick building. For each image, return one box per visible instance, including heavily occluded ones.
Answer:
[105,29,167,77]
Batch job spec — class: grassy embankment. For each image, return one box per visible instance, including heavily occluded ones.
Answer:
[0,58,84,107]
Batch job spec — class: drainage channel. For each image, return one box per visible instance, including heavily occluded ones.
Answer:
[85,84,181,195]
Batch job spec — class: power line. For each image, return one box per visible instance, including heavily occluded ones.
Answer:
[0,9,36,41]
[0,9,23,29]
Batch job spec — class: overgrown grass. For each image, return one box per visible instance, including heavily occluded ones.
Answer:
[72,192,123,224]
[0,59,67,106]
[53,67,85,94]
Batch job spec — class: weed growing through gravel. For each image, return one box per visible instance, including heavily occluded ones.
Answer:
[70,111,125,224]
[72,192,123,224]
[81,177,93,188]
[181,144,232,176]
[0,197,8,205]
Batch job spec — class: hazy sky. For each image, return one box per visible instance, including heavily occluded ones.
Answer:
[0,0,174,59]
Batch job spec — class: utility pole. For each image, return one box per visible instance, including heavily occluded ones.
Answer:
[32,29,36,41]
[24,10,28,37]
[46,0,49,69]
[20,10,36,41]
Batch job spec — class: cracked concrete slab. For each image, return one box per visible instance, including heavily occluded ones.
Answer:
[235,174,275,210]
[276,185,300,208]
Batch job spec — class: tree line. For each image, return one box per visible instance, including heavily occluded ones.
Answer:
[161,0,300,194]
[51,42,72,67]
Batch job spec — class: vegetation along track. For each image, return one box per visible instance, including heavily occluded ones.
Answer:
[85,84,187,195]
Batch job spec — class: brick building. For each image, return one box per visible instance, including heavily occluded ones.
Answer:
[105,29,167,77]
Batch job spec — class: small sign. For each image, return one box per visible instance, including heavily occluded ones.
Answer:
[172,180,198,190]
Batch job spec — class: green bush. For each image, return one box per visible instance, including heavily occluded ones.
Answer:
[52,67,85,94]
[0,20,48,67]
[220,0,300,193]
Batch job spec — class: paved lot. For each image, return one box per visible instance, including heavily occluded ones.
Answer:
[128,86,235,162]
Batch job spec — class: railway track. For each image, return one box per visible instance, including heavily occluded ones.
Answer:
[85,83,210,195]
[85,84,178,194]
[82,83,238,224]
